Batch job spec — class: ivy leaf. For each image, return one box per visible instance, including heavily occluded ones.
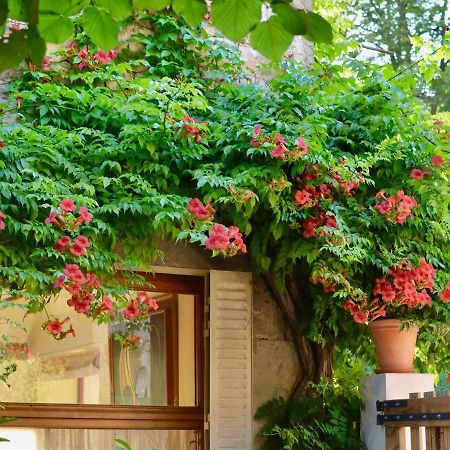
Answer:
[172,0,207,28]
[250,16,293,61]
[133,0,171,8]
[81,6,119,50]
[95,0,132,20]
[39,14,74,43]
[211,0,261,41]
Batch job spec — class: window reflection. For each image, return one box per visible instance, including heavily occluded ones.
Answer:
[0,292,196,406]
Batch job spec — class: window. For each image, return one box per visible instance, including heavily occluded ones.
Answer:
[0,273,205,450]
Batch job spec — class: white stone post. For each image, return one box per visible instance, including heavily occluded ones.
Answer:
[360,373,434,450]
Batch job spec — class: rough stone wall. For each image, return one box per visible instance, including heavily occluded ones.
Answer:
[155,241,298,447]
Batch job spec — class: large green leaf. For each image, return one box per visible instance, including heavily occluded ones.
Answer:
[95,0,131,20]
[133,0,171,9]
[272,3,306,35]
[298,11,333,44]
[28,25,46,63]
[211,0,261,41]
[39,14,74,43]
[250,16,293,61]
[81,6,119,50]
[0,29,29,70]
[39,0,89,16]
[172,0,206,28]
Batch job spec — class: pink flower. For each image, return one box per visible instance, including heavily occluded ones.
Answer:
[85,273,100,288]
[74,235,90,248]
[294,189,312,206]
[271,144,286,158]
[343,299,359,314]
[78,45,88,59]
[78,207,93,224]
[53,275,66,288]
[187,198,214,220]
[410,168,423,180]
[296,137,308,154]
[123,300,139,319]
[431,155,444,167]
[439,283,450,303]
[45,210,59,225]
[434,120,444,125]
[249,139,260,147]
[147,298,158,310]
[99,295,114,315]
[108,50,118,59]
[47,320,62,335]
[60,199,76,212]
[54,236,71,251]
[204,224,230,250]
[352,310,368,324]
[70,243,86,257]
[273,133,285,144]
[254,124,263,135]
[94,49,112,64]
[0,141,4,147]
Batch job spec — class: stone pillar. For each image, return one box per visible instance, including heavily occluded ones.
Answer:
[360,373,434,450]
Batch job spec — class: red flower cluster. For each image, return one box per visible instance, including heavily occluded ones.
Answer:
[182,115,205,143]
[57,264,100,314]
[302,212,338,239]
[294,183,333,208]
[4,342,33,360]
[44,317,75,339]
[343,299,386,324]
[439,282,450,303]
[204,224,247,255]
[0,212,5,231]
[374,190,418,224]
[45,200,93,228]
[249,125,308,160]
[372,258,435,308]
[54,235,90,257]
[122,291,158,321]
[310,274,336,293]
[431,155,445,167]
[187,198,214,220]
[331,172,360,195]
[76,45,118,70]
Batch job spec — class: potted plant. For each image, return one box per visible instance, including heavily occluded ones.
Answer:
[343,257,450,373]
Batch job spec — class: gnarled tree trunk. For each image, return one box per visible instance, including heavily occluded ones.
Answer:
[264,271,332,400]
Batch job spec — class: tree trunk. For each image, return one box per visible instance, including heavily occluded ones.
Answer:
[264,271,333,400]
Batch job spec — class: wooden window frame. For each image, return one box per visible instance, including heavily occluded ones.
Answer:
[1,273,205,436]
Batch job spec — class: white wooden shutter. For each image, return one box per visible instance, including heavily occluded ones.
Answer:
[209,270,253,450]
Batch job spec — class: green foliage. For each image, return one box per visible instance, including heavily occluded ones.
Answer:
[256,350,366,449]
[1,11,450,375]
[0,0,333,71]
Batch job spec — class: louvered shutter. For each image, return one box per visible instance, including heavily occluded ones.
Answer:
[209,270,253,450]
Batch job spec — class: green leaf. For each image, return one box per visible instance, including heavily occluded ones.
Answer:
[81,6,119,50]
[39,14,74,43]
[0,29,29,71]
[299,11,333,44]
[115,438,132,450]
[250,16,293,61]
[39,0,89,16]
[172,0,206,28]
[95,0,132,20]
[211,0,261,41]
[272,3,307,35]
[0,0,7,26]
[133,0,170,8]
[28,26,46,64]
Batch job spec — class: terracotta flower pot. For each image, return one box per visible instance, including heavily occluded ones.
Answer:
[369,319,418,374]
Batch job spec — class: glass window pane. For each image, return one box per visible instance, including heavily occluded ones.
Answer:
[0,428,200,450]
[1,291,196,406]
